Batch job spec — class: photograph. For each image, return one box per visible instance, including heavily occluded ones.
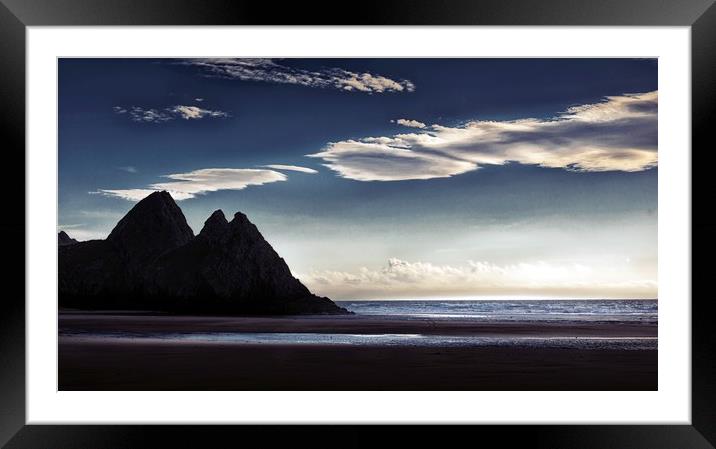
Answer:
[57,57,658,391]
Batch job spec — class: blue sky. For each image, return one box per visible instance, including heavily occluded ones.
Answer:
[58,58,657,299]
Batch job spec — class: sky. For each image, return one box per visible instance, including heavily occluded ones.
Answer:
[58,58,658,300]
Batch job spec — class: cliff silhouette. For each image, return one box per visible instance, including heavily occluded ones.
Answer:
[58,191,348,315]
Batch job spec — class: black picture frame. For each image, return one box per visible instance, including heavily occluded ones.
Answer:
[1,0,714,447]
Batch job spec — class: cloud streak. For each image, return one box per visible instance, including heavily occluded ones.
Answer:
[114,105,229,123]
[262,164,318,174]
[300,258,657,299]
[183,58,415,94]
[308,91,658,181]
[96,168,287,201]
[117,166,138,173]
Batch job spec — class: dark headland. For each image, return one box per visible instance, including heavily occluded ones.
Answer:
[58,191,349,315]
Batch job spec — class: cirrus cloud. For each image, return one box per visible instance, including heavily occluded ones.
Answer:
[308,91,658,181]
[183,58,415,94]
[96,168,287,201]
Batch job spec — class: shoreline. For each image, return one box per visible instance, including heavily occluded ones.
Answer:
[59,312,657,391]
[59,312,657,337]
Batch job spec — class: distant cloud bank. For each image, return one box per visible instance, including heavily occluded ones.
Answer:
[113,104,228,123]
[300,258,657,300]
[182,58,416,94]
[309,91,658,181]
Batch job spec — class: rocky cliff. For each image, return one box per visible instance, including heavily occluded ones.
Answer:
[58,231,78,246]
[58,191,348,315]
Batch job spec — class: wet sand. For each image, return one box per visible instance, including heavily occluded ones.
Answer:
[58,313,657,391]
[59,312,657,337]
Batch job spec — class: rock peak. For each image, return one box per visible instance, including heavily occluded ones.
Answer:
[227,211,264,242]
[106,190,194,265]
[58,230,78,246]
[147,190,173,201]
[208,209,227,222]
[199,209,229,240]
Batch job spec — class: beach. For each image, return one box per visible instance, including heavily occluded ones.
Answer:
[59,312,657,390]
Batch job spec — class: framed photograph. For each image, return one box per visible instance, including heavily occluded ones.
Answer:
[3,0,714,447]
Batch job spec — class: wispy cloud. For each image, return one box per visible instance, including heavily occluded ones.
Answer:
[183,58,416,94]
[57,223,85,229]
[392,118,426,128]
[96,168,288,201]
[308,91,658,181]
[169,105,229,120]
[300,258,657,300]
[124,107,173,123]
[117,166,138,173]
[113,104,229,123]
[262,164,318,174]
[78,209,124,219]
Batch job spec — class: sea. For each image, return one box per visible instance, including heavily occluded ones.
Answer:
[336,299,658,323]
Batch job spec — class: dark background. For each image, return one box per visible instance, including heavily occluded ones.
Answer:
[1,0,714,448]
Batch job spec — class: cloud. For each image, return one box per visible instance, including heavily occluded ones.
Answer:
[57,223,85,229]
[308,91,658,181]
[125,107,174,123]
[299,258,657,300]
[117,166,137,173]
[392,118,426,128]
[114,105,229,123]
[169,105,229,120]
[96,168,287,201]
[182,58,415,94]
[262,164,318,174]
[78,209,124,219]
